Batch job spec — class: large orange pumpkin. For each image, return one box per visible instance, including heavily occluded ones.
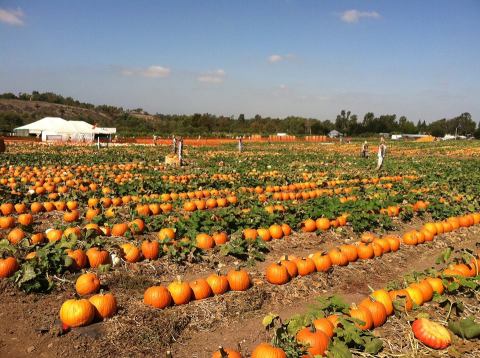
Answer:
[59,299,95,327]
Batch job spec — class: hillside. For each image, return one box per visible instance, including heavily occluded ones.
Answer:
[0,99,114,127]
[1,92,477,138]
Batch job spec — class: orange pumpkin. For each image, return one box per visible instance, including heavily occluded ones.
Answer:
[206,273,230,295]
[251,343,286,358]
[167,278,192,305]
[189,279,213,300]
[59,299,95,328]
[309,252,332,272]
[141,240,159,260]
[227,268,251,291]
[144,286,172,309]
[89,293,117,319]
[17,213,33,226]
[196,233,215,250]
[75,272,101,296]
[328,248,349,266]
[86,247,110,268]
[349,305,374,330]
[212,232,228,245]
[120,243,141,263]
[315,218,331,231]
[7,228,26,244]
[269,224,284,240]
[66,249,87,270]
[266,262,290,285]
[296,326,330,356]
[0,257,19,278]
[294,257,316,276]
[301,218,317,232]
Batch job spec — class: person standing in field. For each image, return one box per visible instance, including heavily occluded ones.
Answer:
[361,141,369,158]
[172,135,176,153]
[376,137,387,170]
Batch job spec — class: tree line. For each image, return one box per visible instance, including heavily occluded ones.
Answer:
[1,91,478,138]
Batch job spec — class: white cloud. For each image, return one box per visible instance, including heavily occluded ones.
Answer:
[141,65,171,78]
[0,8,25,26]
[197,69,226,83]
[121,65,171,78]
[279,84,288,90]
[268,54,284,63]
[267,53,295,64]
[340,9,381,23]
[120,69,134,76]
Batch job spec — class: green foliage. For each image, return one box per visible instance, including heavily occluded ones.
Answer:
[329,317,383,356]
[2,91,475,137]
[220,237,269,263]
[262,314,307,358]
[12,238,77,293]
[262,296,382,358]
[448,317,480,340]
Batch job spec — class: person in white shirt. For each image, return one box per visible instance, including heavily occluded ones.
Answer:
[376,137,387,170]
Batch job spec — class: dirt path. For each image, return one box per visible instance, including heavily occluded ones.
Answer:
[0,224,478,358]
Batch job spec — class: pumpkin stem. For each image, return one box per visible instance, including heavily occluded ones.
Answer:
[218,346,228,358]
[176,275,182,282]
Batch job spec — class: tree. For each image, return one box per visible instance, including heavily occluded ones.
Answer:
[398,116,417,134]
[335,110,351,133]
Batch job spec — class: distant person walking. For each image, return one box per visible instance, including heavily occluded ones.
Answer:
[177,137,183,164]
[238,136,243,152]
[361,141,369,158]
[376,137,387,170]
[172,135,177,153]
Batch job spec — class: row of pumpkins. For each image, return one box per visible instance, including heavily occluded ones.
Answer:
[60,245,479,357]
[55,212,480,333]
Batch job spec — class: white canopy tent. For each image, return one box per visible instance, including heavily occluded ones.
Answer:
[14,117,116,142]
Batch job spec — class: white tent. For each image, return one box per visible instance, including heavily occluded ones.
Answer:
[14,117,116,142]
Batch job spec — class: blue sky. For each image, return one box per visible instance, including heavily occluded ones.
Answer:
[1,0,479,122]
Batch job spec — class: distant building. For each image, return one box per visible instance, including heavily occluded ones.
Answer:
[391,134,430,141]
[328,130,343,138]
[13,117,116,142]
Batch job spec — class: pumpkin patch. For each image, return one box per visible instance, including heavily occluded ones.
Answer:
[0,140,479,356]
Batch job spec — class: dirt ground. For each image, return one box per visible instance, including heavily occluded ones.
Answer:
[1,220,479,358]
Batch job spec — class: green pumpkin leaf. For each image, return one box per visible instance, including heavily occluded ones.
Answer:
[327,341,352,358]
[262,313,279,328]
[364,337,383,354]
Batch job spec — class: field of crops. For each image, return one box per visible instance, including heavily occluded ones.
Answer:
[0,140,479,358]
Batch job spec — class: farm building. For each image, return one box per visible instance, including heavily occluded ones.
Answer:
[13,117,116,142]
[328,130,343,138]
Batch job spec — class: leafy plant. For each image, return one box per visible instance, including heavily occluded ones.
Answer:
[448,317,480,340]
[12,238,77,293]
[220,237,269,263]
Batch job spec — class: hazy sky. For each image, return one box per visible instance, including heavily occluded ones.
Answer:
[1,0,479,122]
